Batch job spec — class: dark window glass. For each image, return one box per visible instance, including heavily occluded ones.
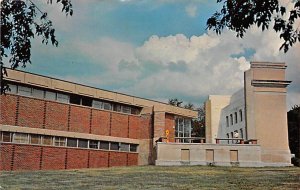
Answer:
[122,106,131,114]
[89,140,99,149]
[78,139,88,148]
[239,109,243,122]
[70,94,81,105]
[30,134,41,144]
[110,142,119,151]
[113,104,122,112]
[226,116,229,127]
[131,108,140,115]
[120,143,129,152]
[130,144,138,152]
[234,112,238,123]
[240,128,244,138]
[42,136,53,145]
[230,114,233,125]
[45,91,56,101]
[82,97,92,106]
[2,132,11,142]
[32,89,44,99]
[67,138,77,147]
[100,141,109,150]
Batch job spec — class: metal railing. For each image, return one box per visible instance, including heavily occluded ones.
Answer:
[156,137,206,143]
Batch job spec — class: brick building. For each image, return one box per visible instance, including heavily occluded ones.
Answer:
[0,68,197,171]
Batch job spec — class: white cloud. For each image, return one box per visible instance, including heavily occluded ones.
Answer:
[70,23,299,107]
[185,4,197,18]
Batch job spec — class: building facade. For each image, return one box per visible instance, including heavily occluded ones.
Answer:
[205,62,291,166]
[0,68,197,171]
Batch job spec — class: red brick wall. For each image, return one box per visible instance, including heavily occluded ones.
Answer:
[111,113,128,138]
[69,106,91,133]
[0,95,17,126]
[109,152,127,167]
[41,146,67,170]
[66,149,89,169]
[13,145,41,170]
[127,153,138,166]
[0,143,138,171]
[0,144,14,171]
[129,115,140,139]
[140,114,152,139]
[89,150,109,168]
[1,95,152,140]
[91,110,110,136]
[18,97,44,128]
[165,114,175,142]
[45,102,69,131]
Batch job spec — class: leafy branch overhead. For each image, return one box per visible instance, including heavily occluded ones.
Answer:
[207,0,300,52]
[0,0,73,69]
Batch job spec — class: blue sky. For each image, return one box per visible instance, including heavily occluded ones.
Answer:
[6,0,300,108]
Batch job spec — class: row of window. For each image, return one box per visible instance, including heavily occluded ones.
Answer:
[226,109,243,127]
[0,132,138,152]
[7,83,140,115]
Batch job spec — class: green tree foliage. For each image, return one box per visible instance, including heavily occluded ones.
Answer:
[0,0,73,69]
[288,104,300,158]
[168,98,183,107]
[207,0,300,52]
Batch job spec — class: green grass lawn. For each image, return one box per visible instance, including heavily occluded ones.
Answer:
[1,166,300,190]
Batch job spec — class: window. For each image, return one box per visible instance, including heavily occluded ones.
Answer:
[30,134,41,144]
[175,118,191,142]
[120,143,130,152]
[32,89,44,99]
[231,132,234,143]
[18,86,32,96]
[103,102,112,110]
[130,144,138,152]
[230,114,233,125]
[45,91,56,101]
[81,97,92,106]
[42,136,53,145]
[13,133,29,143]
[226,133,230,144]
[240,128,243,139]
[92,100,103,109]
[131,107,140,115]
[234,112,238,124]
[78,139,88,148]
[57,93,70,103]
[70,94,81,105]
[113,104,122,112]
[239,109,243,122]
[89,140,99,149]
[54,137,66,147]
[226,116,229,127]
[100,141,109,150]
[110,142,119,151]
[122,106,131,114]
[67,138,77,147]
[8,84,17,94]
[1,132,12,142]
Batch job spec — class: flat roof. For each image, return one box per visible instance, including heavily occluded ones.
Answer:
[3,68,198,118]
